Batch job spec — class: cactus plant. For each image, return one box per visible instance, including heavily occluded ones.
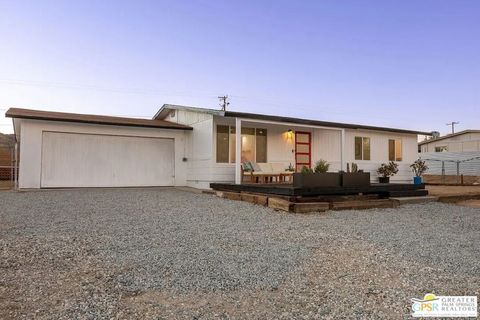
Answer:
[351,162,358,173]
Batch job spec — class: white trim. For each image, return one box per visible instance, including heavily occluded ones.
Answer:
[341,129,346,171]
[235,118,242,184]
[239,117,343,131]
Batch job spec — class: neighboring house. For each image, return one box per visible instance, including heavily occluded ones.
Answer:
[6,105,430,189]
[418,130,480,153]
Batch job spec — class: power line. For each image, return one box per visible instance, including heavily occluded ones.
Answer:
[0,78,218,99]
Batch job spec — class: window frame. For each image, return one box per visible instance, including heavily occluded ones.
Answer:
[354,136,371,161]
[215,125,268,163]
[388,139,403,161]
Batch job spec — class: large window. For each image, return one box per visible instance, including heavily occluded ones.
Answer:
[216,125,267,163]
[354,137,371,160]
[388,139,402,161]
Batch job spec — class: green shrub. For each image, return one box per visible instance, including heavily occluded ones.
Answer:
[410,159,428,177]
[377,161,399,177]
[314,159,330,173]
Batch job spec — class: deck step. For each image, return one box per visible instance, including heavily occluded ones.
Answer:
[387,189,428,197]
[390,196,438,204]
[240,192,268,206]
[293,202,329,213]
[331,199,399,210]
[268,197,294,212]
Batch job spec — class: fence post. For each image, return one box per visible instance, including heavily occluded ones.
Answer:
[10,146,14,188]
[456,161,460,185]
[14,142,18,190]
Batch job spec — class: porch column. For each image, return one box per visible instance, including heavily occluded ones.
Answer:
[340,129,346,171]
[235,118,242,184]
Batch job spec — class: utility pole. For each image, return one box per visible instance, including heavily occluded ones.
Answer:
[218,95,229,111]
[446,121,459,134]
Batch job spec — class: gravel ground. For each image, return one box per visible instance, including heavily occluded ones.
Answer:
[1,188,479,319]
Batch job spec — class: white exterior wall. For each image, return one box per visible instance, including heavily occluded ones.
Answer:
[16,108,421,189]
[17,119,188,189]
[344,129,418,183]
[207,118,419,184]
[163,108,216,189]
[420,133,480,153]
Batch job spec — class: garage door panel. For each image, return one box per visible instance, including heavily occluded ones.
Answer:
[41,132,174,187]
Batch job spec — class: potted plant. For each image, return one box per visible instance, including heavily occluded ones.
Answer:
[341,162,370,187]
[377,161,398,183]
[293,160,341,188]
[410,159,428,185]
[285,163,295,172]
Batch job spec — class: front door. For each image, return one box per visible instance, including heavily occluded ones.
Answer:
[295,131,311,171]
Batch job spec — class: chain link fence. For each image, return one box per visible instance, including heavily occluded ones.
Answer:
[421,151,480,185]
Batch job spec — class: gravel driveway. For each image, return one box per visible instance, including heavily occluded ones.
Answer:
[1,188,479,319]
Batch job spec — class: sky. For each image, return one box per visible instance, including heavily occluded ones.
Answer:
[0,0,479,135]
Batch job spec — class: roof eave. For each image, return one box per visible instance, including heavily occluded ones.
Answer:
[224,111,431,136]
[5,108,193,130]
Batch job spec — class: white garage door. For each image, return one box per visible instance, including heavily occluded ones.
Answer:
[41,132,175,188]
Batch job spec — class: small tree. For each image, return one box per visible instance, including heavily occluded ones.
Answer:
[410,159,428,177]
[377,161,399,177]
[314,159,330,173]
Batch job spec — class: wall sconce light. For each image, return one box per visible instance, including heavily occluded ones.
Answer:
[286,129,293,140]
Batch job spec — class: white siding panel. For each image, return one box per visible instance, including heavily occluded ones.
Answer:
[41,132,174,187]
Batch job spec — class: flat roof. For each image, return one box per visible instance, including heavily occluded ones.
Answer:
[224,111,432,136]
[418,129,480,145]
[5,108,193,130]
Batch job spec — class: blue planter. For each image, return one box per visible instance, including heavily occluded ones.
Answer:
[413,176,422,185]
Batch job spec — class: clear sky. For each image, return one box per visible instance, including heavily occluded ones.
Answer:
[1,0,479,135]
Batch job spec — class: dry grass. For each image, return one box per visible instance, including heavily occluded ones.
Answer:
[426,185,480,197]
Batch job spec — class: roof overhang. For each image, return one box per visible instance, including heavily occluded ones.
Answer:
[5,108,193,130]
[224,111,432,136]
[418,130,480,145]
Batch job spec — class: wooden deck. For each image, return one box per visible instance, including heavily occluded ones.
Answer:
[210,182,427,197]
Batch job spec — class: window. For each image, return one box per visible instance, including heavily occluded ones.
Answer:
[256,128,267,163]
[216,125,267,163]
[216,125,229,163]
[388,139,402,161]
[241,127,255,162]
[354,137,370,160]
[435,146,447,152]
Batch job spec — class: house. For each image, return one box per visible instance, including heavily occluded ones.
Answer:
[418,130,480,184]
[418,130,480,153]
[6,105,431,189]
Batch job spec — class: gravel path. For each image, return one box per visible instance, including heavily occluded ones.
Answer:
[1,188,479,319]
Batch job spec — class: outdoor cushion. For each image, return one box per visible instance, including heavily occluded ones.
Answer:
[250,161,262,172]
[270,163,287,173]
[258,163,272,173]
[242,162,253,172]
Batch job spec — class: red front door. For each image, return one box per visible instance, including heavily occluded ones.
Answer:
[295,131,311,171]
